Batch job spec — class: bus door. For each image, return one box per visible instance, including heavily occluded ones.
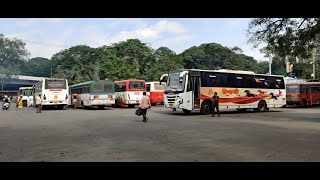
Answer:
[190,71,201,110]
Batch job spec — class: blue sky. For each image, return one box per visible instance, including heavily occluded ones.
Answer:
[0,18,267,61]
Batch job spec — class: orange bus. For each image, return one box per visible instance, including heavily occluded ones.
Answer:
[114,80,146,108]
[146,81,166,106]
[286,82,320,107]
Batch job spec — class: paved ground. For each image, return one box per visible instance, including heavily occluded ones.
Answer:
[0,104,320,162]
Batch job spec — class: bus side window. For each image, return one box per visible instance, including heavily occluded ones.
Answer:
[220,73,234,87]
[275,77,285,89]
[146,84,151,92]
[201,72,220,87]
[266,77,276,89]
[245,75,258,88]
[234,74,244,88]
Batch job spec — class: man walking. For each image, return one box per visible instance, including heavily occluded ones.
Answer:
[212,92,220,117]
[139,92,151,122]
[36,94,43,113]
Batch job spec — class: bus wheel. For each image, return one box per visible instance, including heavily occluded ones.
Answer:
[301,99,307,108]
[257,101,267,112]
[98,105,105,110]
[200,100,212,115]
[182,109,191,114]
[151,103,156,106]
[128,104,135,108]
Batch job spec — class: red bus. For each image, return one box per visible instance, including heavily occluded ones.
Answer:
[146,81,166,106]
[286,82,320,107]
[114,80,146,108]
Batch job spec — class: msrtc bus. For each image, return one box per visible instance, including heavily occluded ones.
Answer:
[286,82,320,107]
[33,78,69,109]
[69,80,115,109]
[146,81,166,106]
[18,87,33,107]
[114,80,146,108]
[160,69,286,114]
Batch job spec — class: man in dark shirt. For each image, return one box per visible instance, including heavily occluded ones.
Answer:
[212,92,220,117]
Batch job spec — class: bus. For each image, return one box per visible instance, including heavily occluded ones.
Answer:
[33,78,69,109]
[69,80,115,109]
[286,82,320,107]
[159,69,286,114]
[18,87,33,107]
[146,81,166,106]
[114,80,146,108]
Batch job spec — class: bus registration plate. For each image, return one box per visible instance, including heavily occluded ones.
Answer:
[54,101,58,104]
[169,104,173,107]
[134,92,140,95]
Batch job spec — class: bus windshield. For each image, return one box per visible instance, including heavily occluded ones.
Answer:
[154,83,165,90]
[167,72,185,92]
[45,80,66,89]
[129,82,145,90]
[286,85,299,93]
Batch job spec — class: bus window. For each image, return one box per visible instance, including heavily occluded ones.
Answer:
[104,84,113,92]
[115,83,126,92]
[234,74,245,88]
[220,73,234,87]
[129,82,144,90]
[245,75,258,88]
[93,84,104,93]
[256,76,270,89]
[84,86,90,93]
[287,85,299,93]
[146,84,151,92]
[201,72,220,87]
[266,77,276,89]
[154,83,165,90]
[45,79,66,89]
[275,77,285,89]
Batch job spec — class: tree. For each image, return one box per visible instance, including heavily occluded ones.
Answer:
[230,46,243,54]
[145,47,184,81]
[22,57,51,77]
[0,34,29,75]
[247,18,320,59]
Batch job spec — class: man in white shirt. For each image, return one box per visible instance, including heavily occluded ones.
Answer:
[36,94,43,113]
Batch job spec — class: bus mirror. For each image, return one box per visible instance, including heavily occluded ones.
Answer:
[179,77,183,83]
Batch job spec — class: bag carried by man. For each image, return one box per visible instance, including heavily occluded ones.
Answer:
[135,107,143,116]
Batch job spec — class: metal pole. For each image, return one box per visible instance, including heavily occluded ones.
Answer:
[269,54,272,75]
[313,53,316,80]
[51,67,52,78]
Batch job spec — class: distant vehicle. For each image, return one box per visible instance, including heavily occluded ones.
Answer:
[160,69,286,114]
[33,78,69,110]
[114,80,146,108]
[286,82,320,107]
[146,81,166,106]
[69,80,115,109]
[18,87,33,107]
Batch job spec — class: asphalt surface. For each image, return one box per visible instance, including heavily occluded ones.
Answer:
[0,104,320,162]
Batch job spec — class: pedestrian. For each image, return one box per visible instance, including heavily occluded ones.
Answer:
[139,92,151,122]
[36,94,42,113]
[72,94,77,109]
[18,96,23,109]
[212,92,220,117]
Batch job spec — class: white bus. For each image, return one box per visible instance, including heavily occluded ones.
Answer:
[160,69,286,114]
[33,78,69,109]
[18,87,33,107]
[69,80,115,109]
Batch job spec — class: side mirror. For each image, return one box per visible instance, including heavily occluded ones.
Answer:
[159,79,162,85]
[179,77,183,83]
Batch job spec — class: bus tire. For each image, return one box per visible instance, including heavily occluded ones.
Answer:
[151,103,156,106]
[257,100,267,112]
[301,99,307,108]
[200,100,212,115]
[182,109,191,114]
[98,105,105,110]
[128,104,135,108]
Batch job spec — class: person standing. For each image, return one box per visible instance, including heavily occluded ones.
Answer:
[139,92,151,122]
[212,92,220,117]
[18,96,23,109]
[36,94,43,113]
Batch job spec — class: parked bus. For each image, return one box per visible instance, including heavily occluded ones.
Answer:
[114,80,146,108]
[146,81,166,106]
[159,69,286,114]
[69,80,115,109]
[18,87,33,107]
[33,78,69,109]
[286,82,320,107]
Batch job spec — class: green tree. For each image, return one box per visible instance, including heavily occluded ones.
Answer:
[145,47,184,81]
[22,57,51,77]
[0,34,29,76]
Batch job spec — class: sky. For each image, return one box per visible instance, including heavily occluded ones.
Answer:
[0,18,267,61]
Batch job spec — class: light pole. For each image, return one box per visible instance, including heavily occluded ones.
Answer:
[269,54,272,75]
[312,53,320,80]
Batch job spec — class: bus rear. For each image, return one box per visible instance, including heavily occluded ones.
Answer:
[115,80,146,108]
[89,80,115,107]
[286,83,300,105]
[42,79,69,108]
[146,82,166,106]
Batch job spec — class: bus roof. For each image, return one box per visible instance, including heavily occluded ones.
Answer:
[172,69,284,77]
[70,80,113,88]
[19,87,33,90]
[114,79,145,83]
[286,82,320,85]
